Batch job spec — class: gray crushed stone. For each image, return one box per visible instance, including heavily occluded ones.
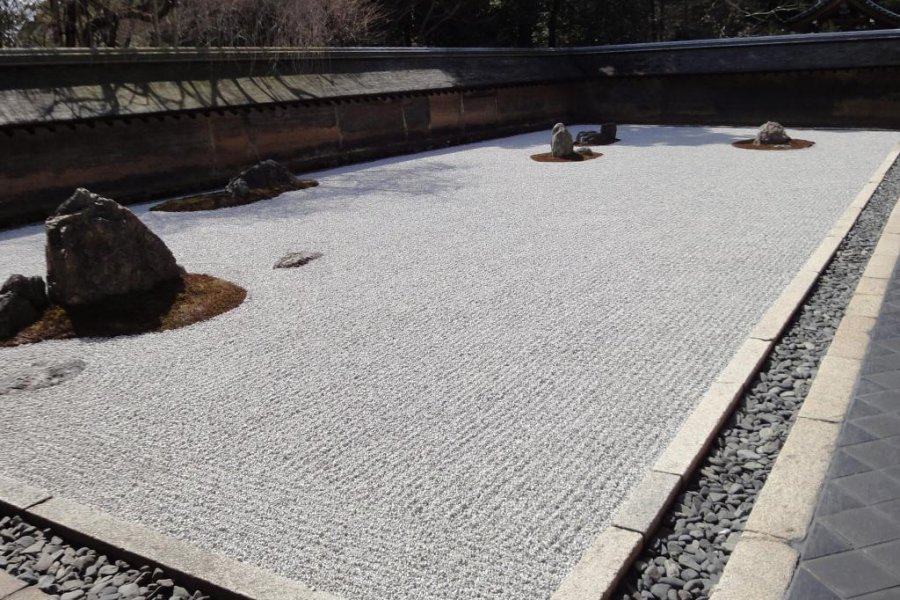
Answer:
[615,156,900,600]
[0,513,213,600]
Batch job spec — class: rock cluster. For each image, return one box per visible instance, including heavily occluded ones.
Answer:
[0,514,210,599]
[617,159,900,599]
[575,123,618,145]
[0,275,48,339]
[753,121,791,146]
[273,251,323,269]
[226,160,297,199]
[550,123,575,158]
[45,189,181,306]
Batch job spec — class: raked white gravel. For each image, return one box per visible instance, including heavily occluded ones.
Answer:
[1,126,897,600]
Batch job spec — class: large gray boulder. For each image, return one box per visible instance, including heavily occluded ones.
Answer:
[0,275,48,339]
[226,160,296,199]
[754,122,791,145]
[551,123,574,158]
[46,189,181,306]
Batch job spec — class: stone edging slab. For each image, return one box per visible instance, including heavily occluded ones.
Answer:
[0,481,345,600]
[709,148,900,599]
[550,142,900,600]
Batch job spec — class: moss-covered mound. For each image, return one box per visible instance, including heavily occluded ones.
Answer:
[2,273,246,346]
[150,180,318,212]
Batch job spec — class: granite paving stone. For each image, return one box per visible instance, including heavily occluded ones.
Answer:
[802,522,853,560]
[864,538,900,572]
[801,551,899,598]
[820,506,900,547]
[787,256,900,600]
[832,469,900,504]
[852,590,900,600]
[826,449,872,479]
[787,567,842,600]
[860,389,900,413]
[844,438,900,470]
[816,482,868,516]
[836,422,879,446]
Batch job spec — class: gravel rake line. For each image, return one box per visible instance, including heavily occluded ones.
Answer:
[615,157,900,600]
[0,511,216,600]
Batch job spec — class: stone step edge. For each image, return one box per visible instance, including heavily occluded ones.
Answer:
[0,479,344,600]
[0,569,52,600]
[709,155,900,597]
[550,140,900,600]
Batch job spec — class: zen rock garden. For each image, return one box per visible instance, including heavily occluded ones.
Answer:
[3,122,886,600]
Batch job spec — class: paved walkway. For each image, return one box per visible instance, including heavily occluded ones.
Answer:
[787,262,900,600]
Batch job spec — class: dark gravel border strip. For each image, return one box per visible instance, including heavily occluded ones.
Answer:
[614,156,900,600]
[0,509,215,600]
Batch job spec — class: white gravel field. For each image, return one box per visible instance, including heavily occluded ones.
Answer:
[1,125,898,600]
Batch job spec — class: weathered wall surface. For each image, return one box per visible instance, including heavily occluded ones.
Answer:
[1,30,899,227]
[1,83,581,225]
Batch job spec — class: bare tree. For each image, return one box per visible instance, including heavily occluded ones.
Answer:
[14,0,380,47]
[146,0,381,47]
[0,0,39,46]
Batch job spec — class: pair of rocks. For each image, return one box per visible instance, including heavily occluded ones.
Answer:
[551,123,617,158]
[0,275,48,339]
[2,187,182,338]
[753,121,791,145]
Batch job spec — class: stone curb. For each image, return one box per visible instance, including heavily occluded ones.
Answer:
[0,476,51,512]
[0,572,29,599]
[0,491,344,600]
[709,153,900,598]
[550,142,900,600]
[0,570,55,600]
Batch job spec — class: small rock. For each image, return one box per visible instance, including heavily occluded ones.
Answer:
[22,540,44,554]
[650,582,671,599]
[273,251,323,270]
